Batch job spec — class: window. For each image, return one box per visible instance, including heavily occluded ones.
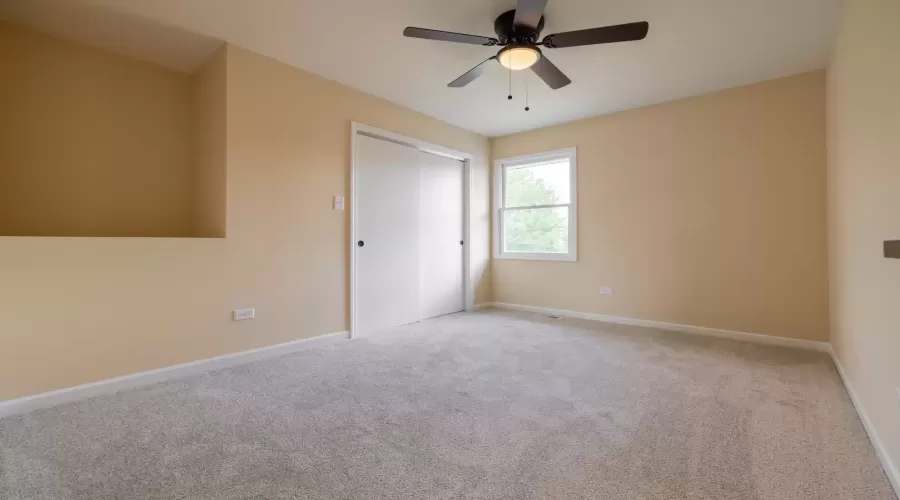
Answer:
[494,148,577,261]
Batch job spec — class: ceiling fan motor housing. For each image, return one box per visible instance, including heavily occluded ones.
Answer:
[494,9,544,45]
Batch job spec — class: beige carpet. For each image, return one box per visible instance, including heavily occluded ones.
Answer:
[0,309,895,499]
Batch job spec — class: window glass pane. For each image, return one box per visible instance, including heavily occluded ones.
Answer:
[504,160,570,208]
[503,207,569,253]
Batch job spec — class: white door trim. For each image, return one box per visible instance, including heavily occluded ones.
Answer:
[349,122,473,338]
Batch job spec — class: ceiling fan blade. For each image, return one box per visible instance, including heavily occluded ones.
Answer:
[531,56,571,89]
[448,57,497,87]
[543,21,649,48]
[513,0,548,29]
[403,27,498,46]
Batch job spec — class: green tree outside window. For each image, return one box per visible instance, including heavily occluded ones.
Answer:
[503,166,569,253]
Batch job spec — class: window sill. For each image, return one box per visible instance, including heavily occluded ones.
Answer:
[494,252,577,262]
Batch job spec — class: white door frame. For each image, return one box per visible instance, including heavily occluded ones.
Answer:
[350,122,473,338]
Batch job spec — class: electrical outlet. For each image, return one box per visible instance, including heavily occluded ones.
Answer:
[233,308,255,321]
[600,287,614,295]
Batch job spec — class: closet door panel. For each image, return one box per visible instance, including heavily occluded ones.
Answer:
[418,152,465,320]
[356,134,421,334]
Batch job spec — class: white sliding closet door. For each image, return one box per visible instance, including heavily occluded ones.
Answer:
[418,151,464,320]
[355,134,422,334]
[355,133,465,335]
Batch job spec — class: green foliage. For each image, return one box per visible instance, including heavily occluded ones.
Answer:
[504,168,568,253]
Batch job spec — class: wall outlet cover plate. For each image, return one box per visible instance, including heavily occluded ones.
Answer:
[233,308,255,321]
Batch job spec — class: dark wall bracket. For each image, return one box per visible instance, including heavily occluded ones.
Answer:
[885,241,900,259]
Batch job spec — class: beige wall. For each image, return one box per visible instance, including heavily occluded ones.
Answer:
[0,43,490,400]
[827,0,900,489]
[191,47,227,237]
[0,22,195,237]
[492,72,829,341]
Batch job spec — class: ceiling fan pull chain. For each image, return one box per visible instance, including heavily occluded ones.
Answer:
[508,64,512,100]
[525,77,530,111]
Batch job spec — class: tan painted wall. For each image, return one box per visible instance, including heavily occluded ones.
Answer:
[0,43,490,401]
[0,22,194,237]
[191,47,227,237]
[827,0,900,487]
[491,72,829,341]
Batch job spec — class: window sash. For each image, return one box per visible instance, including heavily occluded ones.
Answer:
[501,206,571,254]
[501,158,571,210]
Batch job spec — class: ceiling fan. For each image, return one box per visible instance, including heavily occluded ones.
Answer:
[403,0,648,90]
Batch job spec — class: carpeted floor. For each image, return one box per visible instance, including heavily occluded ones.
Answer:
[0,310,895,499]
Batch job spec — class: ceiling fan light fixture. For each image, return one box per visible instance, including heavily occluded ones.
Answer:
[498,45,540,70]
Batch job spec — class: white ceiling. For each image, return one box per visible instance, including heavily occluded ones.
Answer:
[1,0,840,137]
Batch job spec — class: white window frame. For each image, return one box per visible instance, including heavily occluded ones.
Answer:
[493,147,577,262]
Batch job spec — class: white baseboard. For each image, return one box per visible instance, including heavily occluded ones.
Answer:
[0,331,349,419]
[830,348,900,496]
[486,302,831,352]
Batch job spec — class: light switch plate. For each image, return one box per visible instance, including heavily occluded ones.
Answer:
[333,196,344,211]
[233,308,255,321]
